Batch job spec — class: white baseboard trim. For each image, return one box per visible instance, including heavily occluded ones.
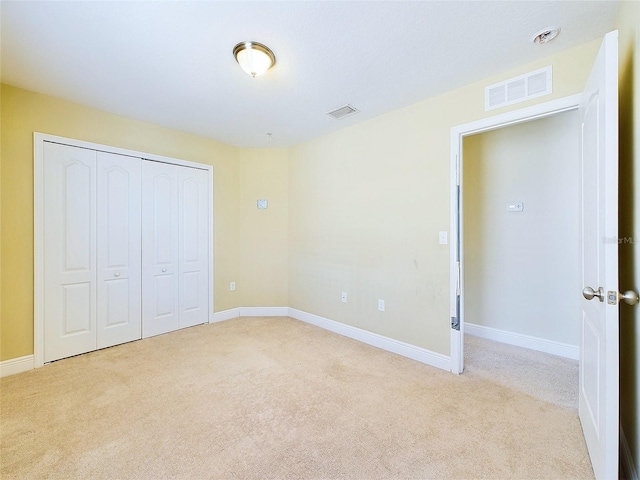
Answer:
[0,355,35,378]
[621,426,639,480]
[239,306,289,317]
[10,307,449,377]
[464,323,579,360]
[212,308,241,323]
[288,308,451,372]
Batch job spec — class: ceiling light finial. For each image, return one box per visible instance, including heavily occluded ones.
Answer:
[233,41,276,77]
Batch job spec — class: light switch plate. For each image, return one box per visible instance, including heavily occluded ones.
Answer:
[257,199,268,209]
[439,231,448,245]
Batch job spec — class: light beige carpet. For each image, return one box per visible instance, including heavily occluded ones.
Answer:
[1,317,593,479]
[464,335,579,411]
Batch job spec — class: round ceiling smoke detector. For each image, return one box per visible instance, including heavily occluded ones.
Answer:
[532,26,560,44]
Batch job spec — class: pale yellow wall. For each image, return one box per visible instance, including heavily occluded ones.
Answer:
[238,148,289,307]
[463,111,581,346]
[0,85,3,356]
[0,84,242,361]
[0,35,613,367]
[288,39,601,355]
[617,0,640,474]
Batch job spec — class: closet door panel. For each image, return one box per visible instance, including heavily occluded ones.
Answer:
[179,168,209,328]
[142,161,180,337]
[43,142,97,362]
[96,152,142,348]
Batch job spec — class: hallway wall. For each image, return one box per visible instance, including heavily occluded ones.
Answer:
[463,110,581,347]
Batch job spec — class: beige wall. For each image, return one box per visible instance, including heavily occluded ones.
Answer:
[0,85,3,356]
[288,39,601,355]
[0,34,614,372]
[463,111,581,346]
[238,148,289,307]
[617,0,640,474]
[0,84,242,361]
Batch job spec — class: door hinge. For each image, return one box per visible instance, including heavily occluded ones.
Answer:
[455,154,460,186]
[456,261,461,296]
[451,316,460,331]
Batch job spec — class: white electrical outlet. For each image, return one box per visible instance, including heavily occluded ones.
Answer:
[378,299,385,311]
[230,281,236,291]
[341,292,348,303]
[439,231,448,245]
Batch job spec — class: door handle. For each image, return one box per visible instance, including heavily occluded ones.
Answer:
[583,286,604,302]
[114,272,120,277]
[619,290,639,306]
[162,268,167,273]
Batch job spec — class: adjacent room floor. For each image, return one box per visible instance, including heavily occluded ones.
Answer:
[0,317,592,479]
[464,334,579,411]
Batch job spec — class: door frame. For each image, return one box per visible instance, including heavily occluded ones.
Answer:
[34,132,215,368]
[449,94,581,374]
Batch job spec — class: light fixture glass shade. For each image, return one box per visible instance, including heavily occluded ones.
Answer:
[233,42,276,77]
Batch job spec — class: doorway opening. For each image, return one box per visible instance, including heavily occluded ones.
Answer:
[449,94,581,375]
[460,108,582,409]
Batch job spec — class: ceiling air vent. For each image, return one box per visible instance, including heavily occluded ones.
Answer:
[327,104,359,120]
[485,66,552,111]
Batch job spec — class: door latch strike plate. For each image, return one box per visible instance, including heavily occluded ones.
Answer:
[607,291,618,305]
[451,316,460,331]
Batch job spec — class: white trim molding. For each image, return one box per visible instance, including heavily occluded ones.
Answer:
[0,355,35,378]
[621,427,639,480]
[465,323,579,360]
[212,308,241,323]
[449,93,582,373]
[212,307,289,323]
[240,306,289,317]
[289,308,451,371]
[6,308,451,377]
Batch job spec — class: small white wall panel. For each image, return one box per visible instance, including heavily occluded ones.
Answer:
[43,142,97,362]
[96,152,142,348]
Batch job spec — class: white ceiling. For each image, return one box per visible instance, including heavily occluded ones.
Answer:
[1,1,620,148]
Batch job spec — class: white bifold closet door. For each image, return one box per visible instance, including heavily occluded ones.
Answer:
[96,152,142,349]
[43,143,142,362]
[141,161,209,338]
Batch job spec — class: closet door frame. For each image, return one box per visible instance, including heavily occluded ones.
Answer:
[34,132,214,368]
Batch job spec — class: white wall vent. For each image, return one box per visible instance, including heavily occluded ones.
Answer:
[485,66,552,111]
[327,104,359,120]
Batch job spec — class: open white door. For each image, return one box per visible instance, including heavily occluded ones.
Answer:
[579,30,619,480]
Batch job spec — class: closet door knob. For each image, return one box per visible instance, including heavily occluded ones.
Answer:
[114,272,120,277]
[162,268,167,273]
[582,286,604,302]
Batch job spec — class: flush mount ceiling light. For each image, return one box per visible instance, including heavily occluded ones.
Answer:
[532,26,560,45]
[233,41,276,77]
